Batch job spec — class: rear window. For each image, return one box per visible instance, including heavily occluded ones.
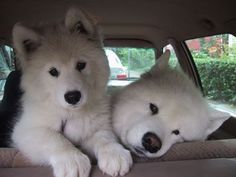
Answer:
[186,34,236,116]
[104,47,156,87]
[0,45,15,100]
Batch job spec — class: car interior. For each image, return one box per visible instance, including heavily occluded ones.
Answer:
[0,0,236,176]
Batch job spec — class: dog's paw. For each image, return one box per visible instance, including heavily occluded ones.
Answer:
[97,143,133,176]
[50,150,91,177]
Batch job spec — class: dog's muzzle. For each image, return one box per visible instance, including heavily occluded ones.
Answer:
[64,90,81,105]
[142,132,162,153]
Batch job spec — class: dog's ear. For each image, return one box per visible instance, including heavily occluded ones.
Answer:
[65,7,97,39]
[13,23,41,57]
[157,49,170,69]
[151,50,170,71]
[141,50,170,78]
[206,107,231,135]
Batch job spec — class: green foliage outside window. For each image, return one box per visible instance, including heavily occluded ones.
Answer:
[188,35,236,107]
[195,59,236,106]
[107,47,155,74]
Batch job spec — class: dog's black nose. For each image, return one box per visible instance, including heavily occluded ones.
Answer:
[64,91,81,105]
[142,132,162,153]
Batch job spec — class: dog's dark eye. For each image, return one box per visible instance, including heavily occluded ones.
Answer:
[172,130,180,135]
[76,62,86,72]
[49,67,59,77]
[149,103,158,115]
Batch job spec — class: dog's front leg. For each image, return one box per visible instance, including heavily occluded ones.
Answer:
[83,130,133,176]
[12,126,91,177]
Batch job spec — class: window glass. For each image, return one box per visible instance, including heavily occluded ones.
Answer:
[186,34,236,115]
[0,45,15,100]
[104,47,156,87]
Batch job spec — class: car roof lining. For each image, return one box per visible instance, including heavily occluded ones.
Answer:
[104,39,155,48]
[1,0,236,48]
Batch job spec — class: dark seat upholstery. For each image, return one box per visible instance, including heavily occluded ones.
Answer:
[0,71,22,147]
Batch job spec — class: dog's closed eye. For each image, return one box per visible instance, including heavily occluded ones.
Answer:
[149,103,158,115]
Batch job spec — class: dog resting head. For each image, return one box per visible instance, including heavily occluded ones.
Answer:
[112,50,230,158]
[12,7,109,109]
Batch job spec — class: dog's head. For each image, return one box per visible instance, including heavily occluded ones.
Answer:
[112,50,230,157]
[12,7,109,109]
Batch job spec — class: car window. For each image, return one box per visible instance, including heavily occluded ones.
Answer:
[104,47,156,87]
[0,45,15,100]
[186,34,236,116]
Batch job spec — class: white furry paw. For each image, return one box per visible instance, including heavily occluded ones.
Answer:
[97,143,133,176]
[50,150,91,177]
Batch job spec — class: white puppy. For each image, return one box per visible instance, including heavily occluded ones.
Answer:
[12,7,132,177]
[112,50,230,158]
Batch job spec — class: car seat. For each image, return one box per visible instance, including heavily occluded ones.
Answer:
[0,70,22,147]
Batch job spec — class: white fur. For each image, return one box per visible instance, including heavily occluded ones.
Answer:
[12,7,132,177]
[112,50,230,158]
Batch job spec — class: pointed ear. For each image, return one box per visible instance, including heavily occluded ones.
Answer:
[65,7,97,39]
[158,49,170,68]
[12,23,41,57]
[150,49,170,73]
[206,107,231,135]
[141,50,170,78]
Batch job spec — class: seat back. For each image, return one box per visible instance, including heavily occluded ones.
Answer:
[0,71,22,147]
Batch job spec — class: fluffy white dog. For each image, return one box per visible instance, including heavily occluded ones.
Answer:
[12,7,132,177]
[112,50,230,158]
